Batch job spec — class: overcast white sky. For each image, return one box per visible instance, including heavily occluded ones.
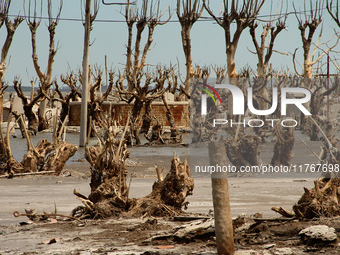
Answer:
[1,0,340,86]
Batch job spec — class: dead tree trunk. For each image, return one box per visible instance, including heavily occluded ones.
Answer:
[0,113,16,174]
[204,0,265,78]
[271,125,295,166]
[117,1,172,144]
[209,141,234,255]
[0,2,22,124]
[25,0,63,131]
[140,100,152,134]
[249,10,286,78]
[225,135,262,172]
[0,2,23,82]
[13,80,42,135]
[293,1,339,79]
[54,74,82,133]
[88,71,113,134]
[116,68,170,145]
[144,119,165,144]
[128,154,193,217]
[0,83,8,122]
[177,0,204,91]
[162,94,181,143]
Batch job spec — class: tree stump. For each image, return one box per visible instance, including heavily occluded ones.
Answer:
[271,126,295,166]
[225,135,262,171]
[75,138,193,219]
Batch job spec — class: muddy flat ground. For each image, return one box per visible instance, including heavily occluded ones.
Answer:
[1,131,339,254]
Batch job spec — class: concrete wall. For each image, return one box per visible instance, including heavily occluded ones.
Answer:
[68,101,190,127]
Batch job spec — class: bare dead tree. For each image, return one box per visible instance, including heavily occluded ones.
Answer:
[23,0,63,131]
[124,0,171,90]
[293,0,339,79]
[271,124,294,166]
[213,65,227,84]
[246,6,287,135]
[325,0,340,73]
[116,68,170,145]
[249,2,287,78]
[118,0,172,145]
[13,79,42,135]
[327,0,340,27]
[203,0,265,78]
[88,70,114,129]
[177,0,204,91]
[0,0,23,85]
[52,74,81,133]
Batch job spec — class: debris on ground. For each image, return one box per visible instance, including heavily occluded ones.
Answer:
[299,225,338,245]
[13,209,82,223]
[41,237,61,245]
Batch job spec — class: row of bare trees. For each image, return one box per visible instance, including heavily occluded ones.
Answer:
[3,0,340,87]
[1,0,340,138]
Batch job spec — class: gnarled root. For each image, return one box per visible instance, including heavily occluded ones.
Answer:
[293,178,340,219]
[74,151,193,219]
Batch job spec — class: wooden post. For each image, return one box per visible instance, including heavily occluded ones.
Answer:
[79,0,91,147]
[327,54,330,121]
[0,95,3,123]
[209,141,235,255]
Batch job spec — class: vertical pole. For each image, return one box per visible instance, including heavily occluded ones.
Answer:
[209,141,235,255]
[0,95,3,123]
[104,55,108,96]
[327,54,330,121]
[79,0,91,147]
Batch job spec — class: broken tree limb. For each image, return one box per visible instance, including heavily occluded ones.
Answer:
[73,189,89,200]
[0,171,55,178]
[155,165,164,182]
[115,112,130,164]
[271,206,295,218]
[0,112,13,171]
[18,114,32,150]
[13,210,82,222]
[208,141,235,255]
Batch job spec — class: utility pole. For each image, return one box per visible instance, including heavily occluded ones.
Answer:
[79,0,91,147]
[327,54,330,121]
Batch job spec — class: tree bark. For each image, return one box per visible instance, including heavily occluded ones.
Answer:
[209,141,234,255]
